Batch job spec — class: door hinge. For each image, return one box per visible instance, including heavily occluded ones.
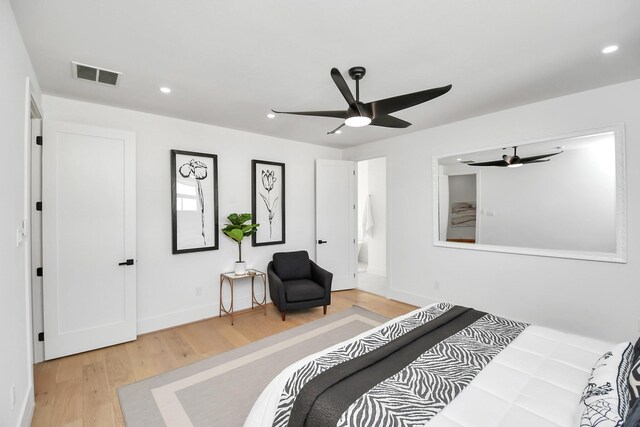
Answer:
[38,332,44,342]
[36,136,43,146]
[36,201,42,211]
[353,170,356,175]
[36,267,43,277]
[353,204,356,209]
[353,273,356,278]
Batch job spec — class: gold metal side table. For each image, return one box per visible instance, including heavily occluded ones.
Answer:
[219,270,267,325]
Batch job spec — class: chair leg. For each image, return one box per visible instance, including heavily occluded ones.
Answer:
[323,305,327,315]
[281,311,286,321]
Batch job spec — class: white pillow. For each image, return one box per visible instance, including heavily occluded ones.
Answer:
[577,342,633,427]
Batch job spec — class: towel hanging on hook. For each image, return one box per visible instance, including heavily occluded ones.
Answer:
[363,194,374,238]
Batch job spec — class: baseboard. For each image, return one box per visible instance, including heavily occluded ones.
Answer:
[356,284,388,298]
[387,288,439,308]
[18,385,34,427]
[137,295,260,334]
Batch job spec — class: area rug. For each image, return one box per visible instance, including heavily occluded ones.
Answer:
[118,306,389,426]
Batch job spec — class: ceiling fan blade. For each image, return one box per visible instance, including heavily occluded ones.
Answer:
[522,159,550,164]
[330,68,358,108]
[370,114,412,128]
[271,109,347,119]
[367,84,452,116]
[519,151,563,162]
[327,123,345,135]
[467,160,509,167]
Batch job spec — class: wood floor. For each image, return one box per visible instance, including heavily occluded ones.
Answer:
[31,290,416,426]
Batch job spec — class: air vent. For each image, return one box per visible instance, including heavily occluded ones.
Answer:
[71,62,121,86]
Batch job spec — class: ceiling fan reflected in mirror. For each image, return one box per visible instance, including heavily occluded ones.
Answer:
[272,66,452,135]
[467,146,563,168]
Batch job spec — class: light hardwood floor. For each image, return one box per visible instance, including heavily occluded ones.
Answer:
[31,290,416,426]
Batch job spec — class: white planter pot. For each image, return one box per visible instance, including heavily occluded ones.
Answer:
[234,261,246,275]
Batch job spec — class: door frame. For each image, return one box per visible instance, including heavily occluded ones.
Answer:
[442,170,481,243]
[354,155,389,297]
[25,78,43,370]
[28,101,44,363]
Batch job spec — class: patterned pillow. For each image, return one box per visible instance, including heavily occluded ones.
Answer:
[623,399,640,427]
[633,338,640,365]
[577,342,633,427]
[630,356,640,407]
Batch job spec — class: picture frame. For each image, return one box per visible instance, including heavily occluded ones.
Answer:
[252,160,285,246]
[171,150,219,254]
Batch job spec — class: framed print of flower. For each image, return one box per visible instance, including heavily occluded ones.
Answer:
[251,160,285,246]
[171,150,219,254]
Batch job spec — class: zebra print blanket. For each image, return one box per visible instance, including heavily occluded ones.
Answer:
[271,303,528,427]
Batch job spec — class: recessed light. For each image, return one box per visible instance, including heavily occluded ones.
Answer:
[267,113,276,119]
[456,158,462,161]
[160,87,171,94]
[602,45,618,54]
[335,130,342,134]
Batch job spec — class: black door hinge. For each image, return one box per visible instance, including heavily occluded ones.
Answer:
[36,267,43,277]
[38,332,44,342]
[36,202,42,211]
[36,136,43,146]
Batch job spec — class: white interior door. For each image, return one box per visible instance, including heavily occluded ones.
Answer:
[43,120,136,360]
[316,159,357,291]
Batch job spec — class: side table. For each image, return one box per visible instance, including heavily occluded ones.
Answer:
[219,270,267,325]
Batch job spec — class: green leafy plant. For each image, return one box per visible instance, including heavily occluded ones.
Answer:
[221,213,259,262]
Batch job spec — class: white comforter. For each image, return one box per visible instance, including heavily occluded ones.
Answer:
[245,304,611,427]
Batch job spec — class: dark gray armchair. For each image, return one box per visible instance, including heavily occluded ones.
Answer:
[267,251,333,321]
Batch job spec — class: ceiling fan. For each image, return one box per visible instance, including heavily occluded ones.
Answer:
[272,66,452,135]
[467,146,563,168]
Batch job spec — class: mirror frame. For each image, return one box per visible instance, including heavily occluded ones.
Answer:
[432,124,627,263]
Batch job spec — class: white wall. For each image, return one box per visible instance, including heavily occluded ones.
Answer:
[42,95,341,333]
[0,1,41,425]
[344,78,640,342]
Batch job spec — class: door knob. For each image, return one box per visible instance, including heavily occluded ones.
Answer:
[118,259,134,266]
[317,240,327,244]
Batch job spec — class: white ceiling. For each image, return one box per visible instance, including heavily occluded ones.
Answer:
[10,1,640,148]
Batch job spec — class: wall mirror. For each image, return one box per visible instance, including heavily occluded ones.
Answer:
[433,125,626,263]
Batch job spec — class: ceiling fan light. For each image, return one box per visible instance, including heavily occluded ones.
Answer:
[507,163,523,168]
[345,116,372,128]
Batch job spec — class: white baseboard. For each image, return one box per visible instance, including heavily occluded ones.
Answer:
[18,385,34,427]
[387,288,440,307]
[137,295,261,334]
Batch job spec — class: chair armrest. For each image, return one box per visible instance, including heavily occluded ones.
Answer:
[267,262,286,308]
[310,261,333,293]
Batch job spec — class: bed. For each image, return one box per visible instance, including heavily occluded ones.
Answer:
[245,303,638,427]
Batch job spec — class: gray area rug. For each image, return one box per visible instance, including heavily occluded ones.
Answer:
[118,306,389,426]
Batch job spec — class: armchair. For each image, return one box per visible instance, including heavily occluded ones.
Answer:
[267,251,333,321]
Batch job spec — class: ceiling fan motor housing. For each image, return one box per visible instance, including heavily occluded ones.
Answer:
[348,66,366,80]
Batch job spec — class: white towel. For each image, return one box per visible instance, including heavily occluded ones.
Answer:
[363,195,374,238]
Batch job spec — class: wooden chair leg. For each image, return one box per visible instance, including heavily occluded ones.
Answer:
[323,305,327,315]
[281,311,286,321]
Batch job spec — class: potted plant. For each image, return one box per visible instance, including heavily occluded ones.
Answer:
[222,213,259,275]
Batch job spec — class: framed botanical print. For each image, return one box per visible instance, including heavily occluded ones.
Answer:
[171,150,219,254]
[252,160,285,246]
